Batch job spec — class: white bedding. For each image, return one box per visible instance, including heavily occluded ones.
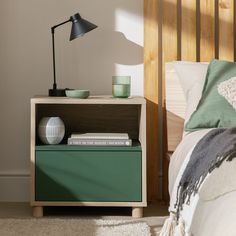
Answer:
[163,129,236,236]
[169,129,213,194]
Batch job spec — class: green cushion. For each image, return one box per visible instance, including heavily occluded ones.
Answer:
[185,59,236,131]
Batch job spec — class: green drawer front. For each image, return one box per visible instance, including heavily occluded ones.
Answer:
[35,150,142,202]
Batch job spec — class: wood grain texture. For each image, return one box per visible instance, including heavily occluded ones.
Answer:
[163,0,178,63]
[163,1,178,151]
[144,0,159,201]
[162,0,178,201]
[32,96,146,105]
[36,104,140,141]
[200,0,215,61]
[30,101,36,204]
[144,0,236,202]
[30,97,147,213]
[219,0,234,61]
[139,103,147,204]
[181,0,197,61]
[32,206,43,218]
[163,152,173,201]
[144,0,158,103]
[145,101,158,201]
[132,207,143,218]
[31,201,147,207]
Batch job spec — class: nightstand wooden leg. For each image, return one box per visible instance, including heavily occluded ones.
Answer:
[132,207,143,218]
[32,206,43,218]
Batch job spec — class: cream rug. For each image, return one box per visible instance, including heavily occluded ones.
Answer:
[0,218,151,236]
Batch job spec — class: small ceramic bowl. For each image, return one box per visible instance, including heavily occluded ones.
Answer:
[65,89,90,99]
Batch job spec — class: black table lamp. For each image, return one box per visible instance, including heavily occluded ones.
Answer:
[49,13,97,97]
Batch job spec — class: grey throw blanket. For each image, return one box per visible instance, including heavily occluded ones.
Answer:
[175,128,236,218]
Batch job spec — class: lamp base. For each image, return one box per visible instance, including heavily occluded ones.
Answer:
[49,89,66,97]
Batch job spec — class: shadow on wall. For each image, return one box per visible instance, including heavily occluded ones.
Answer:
[56,0,144,95]
[0,0,143,198]
[66,30,143,94]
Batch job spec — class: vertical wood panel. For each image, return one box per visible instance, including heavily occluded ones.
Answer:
[200,0,215,61]
[162,0,178,201]
[219,0,234,61]
[163,0,178,63]
[144,0,158,104]
[144,0,159,201]
[181,0,197,61]
[163,0,178,147]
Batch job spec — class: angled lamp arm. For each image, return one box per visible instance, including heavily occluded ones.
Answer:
[49,13,97,97]
[51,19,72,90]
[51,19,71,33]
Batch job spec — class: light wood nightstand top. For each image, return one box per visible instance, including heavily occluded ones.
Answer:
[31,96,146,105]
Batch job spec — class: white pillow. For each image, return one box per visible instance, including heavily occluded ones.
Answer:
[173,61,209,124]
[218,77,236,110]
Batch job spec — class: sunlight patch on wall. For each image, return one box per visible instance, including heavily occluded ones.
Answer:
[114,8,143,96]
[115,8,143,46]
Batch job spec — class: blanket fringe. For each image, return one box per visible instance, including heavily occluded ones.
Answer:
[159,213,177,236]
[174,218,185,236]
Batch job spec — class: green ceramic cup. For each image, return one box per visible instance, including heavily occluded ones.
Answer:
[112,76,131,98]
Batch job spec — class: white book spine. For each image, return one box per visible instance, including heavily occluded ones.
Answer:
[68,138,132,146]
[70,133,129,140]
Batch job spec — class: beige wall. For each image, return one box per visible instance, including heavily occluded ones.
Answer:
[0,0,143,201]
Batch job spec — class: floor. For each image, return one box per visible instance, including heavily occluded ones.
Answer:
[0,202,168,235]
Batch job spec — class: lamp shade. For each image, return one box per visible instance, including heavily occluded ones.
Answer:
[70,13,97,41]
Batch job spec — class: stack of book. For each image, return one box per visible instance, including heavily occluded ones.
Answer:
[68,133,132,146]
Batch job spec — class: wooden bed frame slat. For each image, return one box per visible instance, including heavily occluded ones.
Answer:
[162,0,178,201]
[181,0,197,61]
[144,0,159,201]
[219,0,234,61]
[163,0,178,63]
[200,0,215,61]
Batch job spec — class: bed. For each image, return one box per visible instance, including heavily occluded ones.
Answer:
[144,0,236,202]
[143,0,236,235]
[144,1,236,234]
[161,61,236,236]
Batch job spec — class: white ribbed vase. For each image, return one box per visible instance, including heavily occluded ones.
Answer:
[38,117,65,145]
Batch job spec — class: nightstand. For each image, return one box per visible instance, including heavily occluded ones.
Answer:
[30,96,147,218]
